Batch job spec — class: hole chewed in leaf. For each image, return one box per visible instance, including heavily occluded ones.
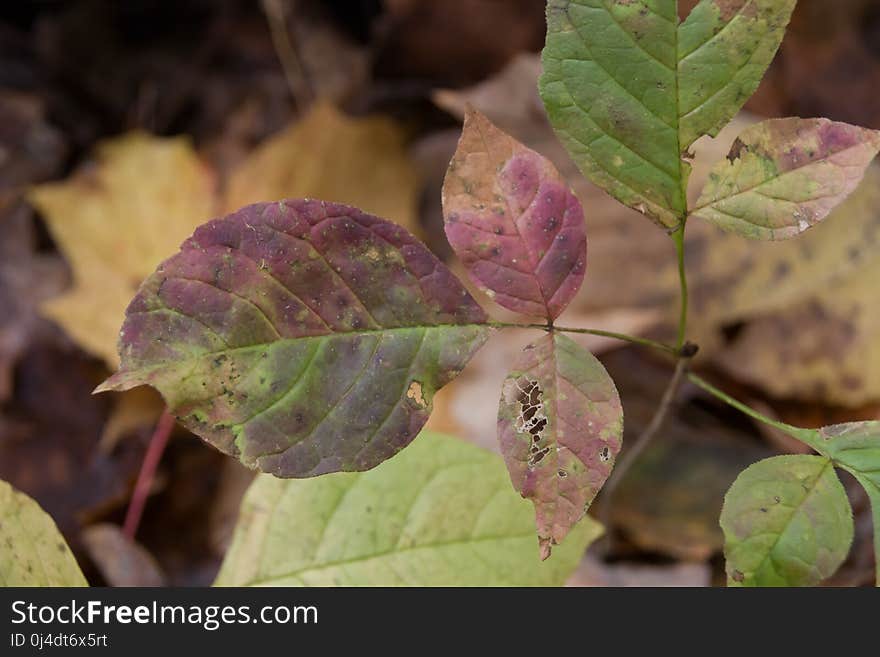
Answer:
[498,333,623,561]
[513,377,548,444]
[406,381,427,409]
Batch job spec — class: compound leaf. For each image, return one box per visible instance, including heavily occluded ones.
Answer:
[720,455,853,587]
[96,200,491,478]
[443,108,587,320]
[693,118,880,239]
[0,480,87,587]
[540,0,795,228]
[497,332,623,559]
[215,431,602,585]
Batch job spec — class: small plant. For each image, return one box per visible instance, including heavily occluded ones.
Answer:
[91,0,880,586]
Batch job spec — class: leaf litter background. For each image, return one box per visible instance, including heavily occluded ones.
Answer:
[1,0,879,586]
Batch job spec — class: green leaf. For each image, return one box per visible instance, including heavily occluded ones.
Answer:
[692,118,880,239]
[539,0,795,228]
[96,200,491,478]
[497,333,622,560]
[678,0,797,147]
[443,108,587,320]
[215,431,602,586]
[806,422,880,587]
[0,480,87,587]
[720,455,853,587]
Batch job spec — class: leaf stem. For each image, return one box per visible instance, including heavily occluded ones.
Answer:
[671,220,689,350]
[486,321,677,355]
[686,372,799,435]
[123,409,176,540]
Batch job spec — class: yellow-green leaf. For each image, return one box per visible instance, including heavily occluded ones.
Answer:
[692,118,880,239]
[215,431,602,586]
[720,455,853,587]
[0,480,87,587]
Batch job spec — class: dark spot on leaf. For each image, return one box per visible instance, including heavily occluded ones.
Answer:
[727,138,747,162]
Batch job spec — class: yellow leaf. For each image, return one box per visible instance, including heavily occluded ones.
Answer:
[224,101,420,233]
[28,133,217,366]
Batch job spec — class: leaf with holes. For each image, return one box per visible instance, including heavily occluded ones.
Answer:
[215,431,603,585]
[540,0,795,227]
[0,480,87,586]
[497,332,623,560]
[96,200,491,478]
[442,108,587,320]
[720,455,853,587]
[692,118,880,239]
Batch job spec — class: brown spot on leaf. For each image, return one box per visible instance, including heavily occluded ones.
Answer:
[727,138,747,162]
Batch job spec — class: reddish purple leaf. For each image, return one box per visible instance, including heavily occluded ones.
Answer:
[442,108,587,320]
[498,332,623,559]
[96,200,490,478]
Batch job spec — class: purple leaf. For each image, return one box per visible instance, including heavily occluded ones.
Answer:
[498,332,623,559]
[96,200,490,478]
[443,108,587,320]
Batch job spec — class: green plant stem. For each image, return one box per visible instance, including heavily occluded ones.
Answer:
[671,220,689,350]
[487,321,677,355]
[687,373,796,434]
[687,372,831,456]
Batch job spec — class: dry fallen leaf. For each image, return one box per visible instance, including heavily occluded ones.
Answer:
[28,132,217,367]
[225,101,420,233]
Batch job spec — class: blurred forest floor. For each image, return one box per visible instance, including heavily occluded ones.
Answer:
[1,0,880,586]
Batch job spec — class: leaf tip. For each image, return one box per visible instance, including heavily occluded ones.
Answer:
[93,371,138,395]
[539,537,552,561]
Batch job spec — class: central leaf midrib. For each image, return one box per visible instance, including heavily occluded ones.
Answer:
[245,530,538,586]
[472,123,553,318]
[747,458,832,583]
[118,324,489,383]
